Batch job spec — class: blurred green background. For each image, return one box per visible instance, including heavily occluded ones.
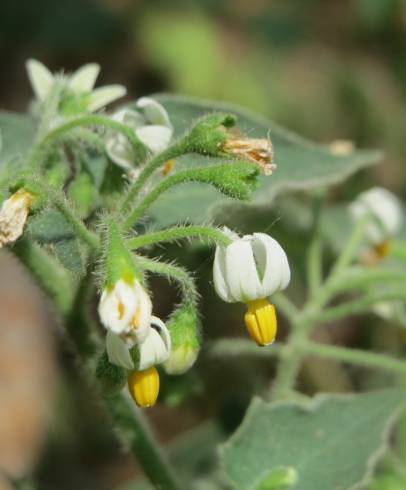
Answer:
[1,1,406,489]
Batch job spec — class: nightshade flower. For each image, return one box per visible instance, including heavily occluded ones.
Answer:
[349,187,403,257]
[106,97,173,170]
[98,279,152,344]
[0,190,34,247]
[213,228,290,346]
[26,59,126,115]
[106,316,171,407]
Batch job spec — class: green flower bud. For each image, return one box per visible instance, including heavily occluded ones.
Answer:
[185,113,236,156]
[68,172,98,218]
[164,306,200,375]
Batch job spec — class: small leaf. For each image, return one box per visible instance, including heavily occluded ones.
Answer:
[220,390,405,490]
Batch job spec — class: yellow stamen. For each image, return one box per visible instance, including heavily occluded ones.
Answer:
[127,367,160,408]
[131,307,141,329]
[118,302,125,320]
[161,159,176,176]
[244,299,277,346]
[374,240,391,258]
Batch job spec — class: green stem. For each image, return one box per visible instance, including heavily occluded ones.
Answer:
[272,292,299,322]
[105,394,182,490]
[29,114,144,172]
[306,192,325,299]
[330,216,369,276]
[52,193,100,249]
[121,140,186,212]
[127,225,231,249]
[209,338,282,359]
[123,166,216,231]
[302,341,406,375]
[137,256,199,308]
[317,290,406,324]
[12,238,75,314]
[328,267,406,294]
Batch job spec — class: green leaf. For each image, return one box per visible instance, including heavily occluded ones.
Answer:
[220,390,405,490]
[0,112,36,166]
[147,94,382,226]
[28,210,85,274]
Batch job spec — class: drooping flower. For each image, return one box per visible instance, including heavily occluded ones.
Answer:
[0,190,34,248]
[106,97,173,170]
[98,278,152,344]
[349,187,403,257]
[213,228,290,346]
[26,59,126,116]
[106,316,171,407]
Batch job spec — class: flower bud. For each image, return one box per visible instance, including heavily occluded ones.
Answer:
[127,367,160,408]
[0,189,34,247]
[222,136,276,176]
[163,307,200,375]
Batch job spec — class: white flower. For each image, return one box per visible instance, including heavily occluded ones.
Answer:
[106,316,171,370]
[106,97,173,169]
[213,228,290,346]
[213,228,290,303]
[26,59,126,114]
[98,279,152,343]
[349,187,403,246]
[0,190,33,248]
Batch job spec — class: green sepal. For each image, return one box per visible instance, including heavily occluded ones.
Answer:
[102,220,141,288]
[163,305,200,375]
[68,172,99,218]
[198,161,259,200]
[184,113,236,156]
[96,351,127,395]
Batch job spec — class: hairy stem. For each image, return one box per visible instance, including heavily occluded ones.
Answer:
[137,256,199,308]
[105,394,182,490]
[121,140,186,212]
[127,225,231,249]
[302,341,406,375]
[29,114,144,172]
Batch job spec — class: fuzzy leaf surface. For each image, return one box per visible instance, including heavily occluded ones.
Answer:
[220,390,405,490]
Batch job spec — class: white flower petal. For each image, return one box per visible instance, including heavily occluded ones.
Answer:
[106,331,134,370]
[136,97,172,128]
[105,136,133,170]
[138,316,171,370]
[135,125,173,154]
[26,59,54,101]
[88,85,127,112]
[131,281,153,344]
[225,239,262,302]
[69,63,100,93]
[349,187,403,245]
[213,245,233,302]
[111,108,145,128]
[252,233,290,295]
[98,280,137,334]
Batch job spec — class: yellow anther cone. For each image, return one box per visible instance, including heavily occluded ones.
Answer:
[374,240,391,258]
[128,367,160,407]
[244,299,277,346]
